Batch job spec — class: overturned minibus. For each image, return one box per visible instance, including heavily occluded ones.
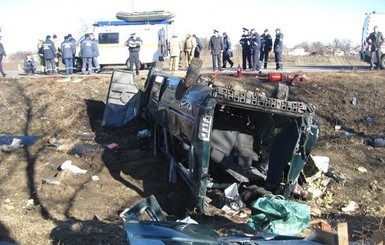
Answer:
[102,59,319,213]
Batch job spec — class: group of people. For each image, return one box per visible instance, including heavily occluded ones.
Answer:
[168,33,203,71]
[238,27,283,71]
[35,33,100,75]
[166,27,284,72]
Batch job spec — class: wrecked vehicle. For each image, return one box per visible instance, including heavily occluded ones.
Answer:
[102,58,319,213]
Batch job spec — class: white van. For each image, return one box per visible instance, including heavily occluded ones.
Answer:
[75,17,173,71]
[360,11,385,69]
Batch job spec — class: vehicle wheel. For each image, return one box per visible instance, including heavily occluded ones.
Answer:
[380,55,385,69]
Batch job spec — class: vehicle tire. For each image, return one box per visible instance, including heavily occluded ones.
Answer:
[380,55,385,69]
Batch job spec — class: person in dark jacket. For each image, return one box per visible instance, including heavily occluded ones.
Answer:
[222,32,234,68]
[259,29,273,69]
[61,35,76,75]
[208,29,224,71]
[125,33,142,75]
[239,27,252,70]
[366,26,384,70]
[273,28,284,70]
[23,54,36,75]
[250,28,261,71]
[42,35,57,75]
[193,34,203,58]
[0,36,7,77]
[80,34,94,74]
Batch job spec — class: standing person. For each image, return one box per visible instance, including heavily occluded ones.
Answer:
[193,34,203,58]
[0,36,7,77]
[52,34,61,72]
[168,34,182,71]
[89,33,101,73]
[42,35,57,75]
[125,33,142,75]
[61,35,76,75]
[250,28,261,71]
[239,27,252,70]
[67,34,77,69]
[259,29,273,69]
[273,28,284,70]
[23,54,36,75]
[183,34,196,68]
[208,29,223,71]
[80,33,94,74]
[366,26,384,70]
[222,32,234,68]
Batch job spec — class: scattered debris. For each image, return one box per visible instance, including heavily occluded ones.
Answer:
[223,183,246,212]
[120,195,326,244]
[248,196,310,236]
[42,178,62,185]
[105,143,120,151]
[355,166,368,173]
[1,138,22,152]
[0,135,40,146]
[367,136,385,147]
[91,175,100,181]
[60,160,87,175]
[341,201,359,213]
[137,129,151,138]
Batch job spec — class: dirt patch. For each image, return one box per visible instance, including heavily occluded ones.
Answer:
[0,70,385,244]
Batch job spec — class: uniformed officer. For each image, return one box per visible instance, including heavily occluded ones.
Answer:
[61,35,76,75]
[260,29,273,69]
[125,33,143,75]
[208,29,224,71]
[42,35,57,75]
[273,28,284,70]
[250,28,261,71]
[80,33,94,74]
[239,27,252,70]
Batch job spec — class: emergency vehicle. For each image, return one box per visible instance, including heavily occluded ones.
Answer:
[360,11,385,69]
[75,11,174,71]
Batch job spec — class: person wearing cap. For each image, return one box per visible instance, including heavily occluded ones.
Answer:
[250,28,261,71]
[168,34,183,71]
[273,28,284,70]
[208,29,224,71]
[125,33,143,75]
[0,36,7,77]
[366,26,384,70]
[239,28,252,70]
[183,33,196,68]
[42,35,57,75]
[222,32,234,68]
[259,29,273,69]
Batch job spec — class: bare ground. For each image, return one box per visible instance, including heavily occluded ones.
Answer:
[0,69,385,244]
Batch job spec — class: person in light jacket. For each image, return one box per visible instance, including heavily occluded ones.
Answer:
[168,34,183,71]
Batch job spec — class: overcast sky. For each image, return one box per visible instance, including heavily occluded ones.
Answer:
[0,0,384,53]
